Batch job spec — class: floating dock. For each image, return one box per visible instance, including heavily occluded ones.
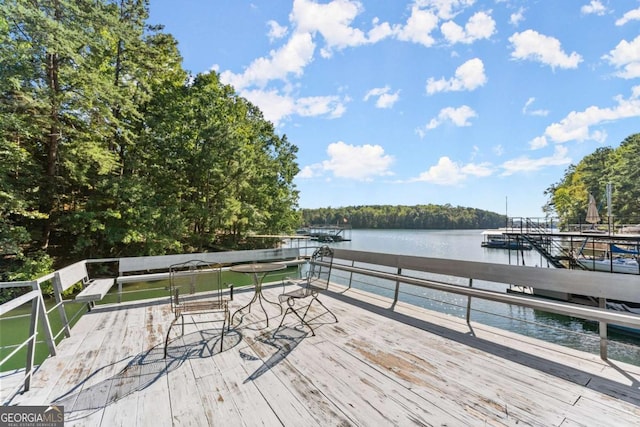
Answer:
[296,224,352,242]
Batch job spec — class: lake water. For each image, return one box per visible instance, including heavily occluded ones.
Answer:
[308,229,640,365]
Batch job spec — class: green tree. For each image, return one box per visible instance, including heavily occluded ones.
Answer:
[546,134,639,227]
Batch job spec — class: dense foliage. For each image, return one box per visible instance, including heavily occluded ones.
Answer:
[544,133,640,227]
[301,205,506,229]
[0,0,300,279]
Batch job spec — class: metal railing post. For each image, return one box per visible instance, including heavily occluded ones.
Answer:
[34,280,56,357]
[466,278,473,323]
[393,267,402,305]
[347,260,355,290]
[24,291,40,392]
[599,297,608,360]
[51,273,72,338]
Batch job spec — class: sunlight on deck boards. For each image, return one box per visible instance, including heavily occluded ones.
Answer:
[5,283,640,426]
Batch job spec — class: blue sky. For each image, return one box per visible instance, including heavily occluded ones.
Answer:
[149,0,640,218]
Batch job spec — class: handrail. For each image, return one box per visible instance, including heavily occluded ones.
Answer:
[0,281,56,401]
[327,249,640,360]
[325,261,640,328]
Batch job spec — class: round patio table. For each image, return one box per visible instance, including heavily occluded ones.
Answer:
[230,262,286,326]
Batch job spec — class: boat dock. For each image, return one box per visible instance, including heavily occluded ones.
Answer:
[296,224,352,242]
[3,283,640,426]
[492,218,640,273]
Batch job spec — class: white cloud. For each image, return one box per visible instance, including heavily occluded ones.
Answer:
[422,105,477,131]
[493,144,504,156]
[501,146,571,176]
[418,0,476,20]
[509,30,583,70]
[376,92,400,108]
[529,136,548,150]
[581,1,607,16]
[395,5,439,47]
[532,86,640,146]
[615,7,640,26]
[510,8,525,26]
[410,156,492,185]
[319,141,395,181]
[240,89,296,125]
[267,20,288,42]
[461,162,493,177]
[426,58,487,94]
[291,0,369,57]
[368,18,395,43]
[241,89,347,125]
[412,157,467,185]
[602,35,640,79]
[441,11,496,44]
[364,86,400,108]
[298,164,323,178]
[522,97,549,116]
[296,95,348,118]
[220,32,315,90]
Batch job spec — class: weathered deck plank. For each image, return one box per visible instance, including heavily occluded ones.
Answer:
[4,284,640,426]
[295,294,556,425]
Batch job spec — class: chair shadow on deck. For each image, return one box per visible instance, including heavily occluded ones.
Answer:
[242,326,308,383]
[238,302,338,383]
[52,327,243,422]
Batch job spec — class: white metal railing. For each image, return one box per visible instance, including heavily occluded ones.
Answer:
[327,248,640,360]
[0,279,56,400]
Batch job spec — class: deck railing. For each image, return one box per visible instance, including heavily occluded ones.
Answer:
[2,246,640,401]
[0,278,57,399]
[327,248,640,361]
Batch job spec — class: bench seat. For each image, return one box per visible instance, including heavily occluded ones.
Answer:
[74,278,115,302]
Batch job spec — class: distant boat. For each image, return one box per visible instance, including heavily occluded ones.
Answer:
[481,231,532,250]
[576,256,639,274]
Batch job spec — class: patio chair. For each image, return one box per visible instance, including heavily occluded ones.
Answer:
[163,260,233,358]
[276,245,338,335]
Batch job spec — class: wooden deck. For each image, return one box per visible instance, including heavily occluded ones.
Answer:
[5,283,640,426]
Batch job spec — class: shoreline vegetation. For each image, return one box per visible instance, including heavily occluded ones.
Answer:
[301,204,506,230]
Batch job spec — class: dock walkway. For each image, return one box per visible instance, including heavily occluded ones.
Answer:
[5,284,640,426]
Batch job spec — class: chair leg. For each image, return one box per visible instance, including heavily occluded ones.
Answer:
[312,297,338,323]
[164,316,180,359]
[220,310,227,353]
[276,306,292,332]
[291,305,315,336]
[278,303,315,336]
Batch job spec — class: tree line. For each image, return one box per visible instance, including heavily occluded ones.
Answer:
[544,133,640,227]
[301,205,506,229]
[1,0,300,280]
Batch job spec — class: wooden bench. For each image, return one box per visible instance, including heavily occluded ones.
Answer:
[115,248,301,302]
[54,261,115,304]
